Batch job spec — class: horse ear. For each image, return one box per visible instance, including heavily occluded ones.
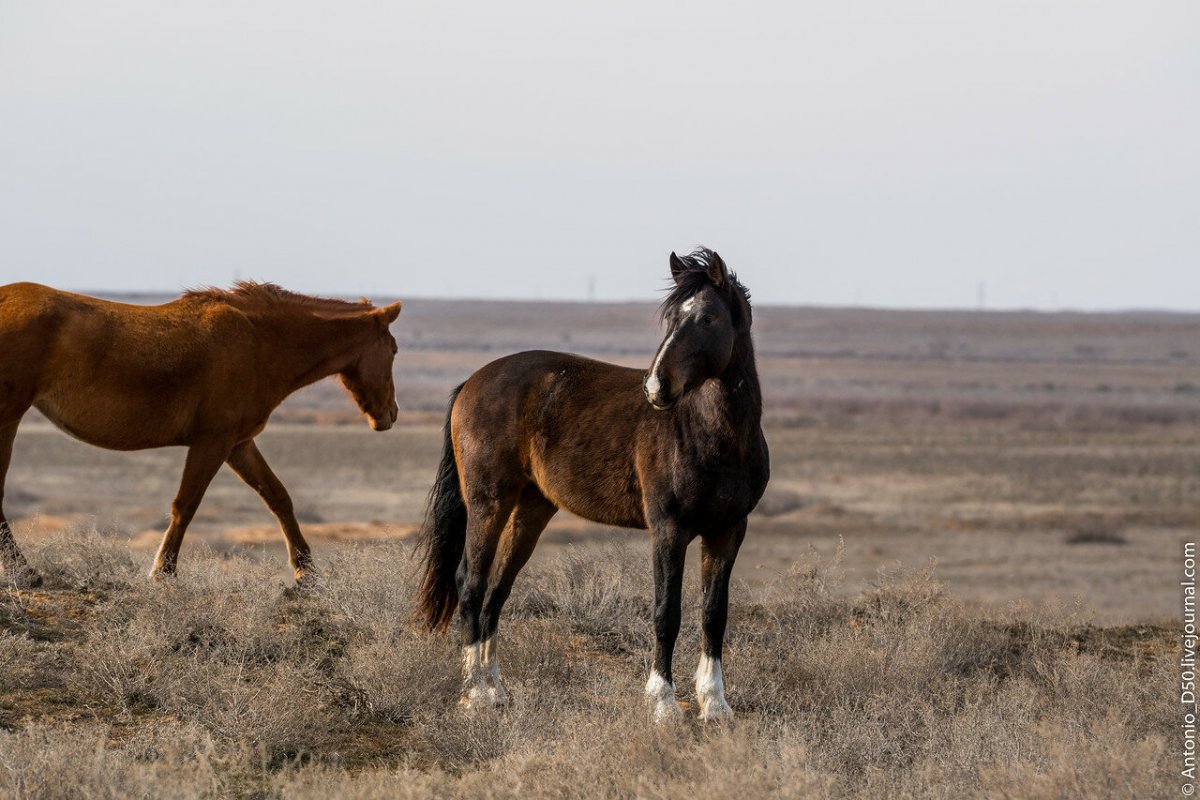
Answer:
[706,252,728,288]
[376,301,402,325]
[669,252,688,283]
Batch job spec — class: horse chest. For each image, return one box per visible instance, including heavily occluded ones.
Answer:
[668,434,769,531]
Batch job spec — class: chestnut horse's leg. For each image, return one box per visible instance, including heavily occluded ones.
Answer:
[476,485,558,704]
[645,525,689,722]
[0,420,41,588]
[149,442,231,577]
[225,439,312,582]
[695,519,746,721]
[458,488,518,710]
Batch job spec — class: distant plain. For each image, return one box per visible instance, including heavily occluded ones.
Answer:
[8,296,1198,624]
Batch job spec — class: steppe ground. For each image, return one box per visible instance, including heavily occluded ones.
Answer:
[1,297,1197,797]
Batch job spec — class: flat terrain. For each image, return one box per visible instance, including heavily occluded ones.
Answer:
[2,298,1196,797]
[7,299,1198,624]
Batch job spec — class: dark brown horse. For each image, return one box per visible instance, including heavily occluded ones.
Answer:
[415,248,768,722]
[0,282,402,586]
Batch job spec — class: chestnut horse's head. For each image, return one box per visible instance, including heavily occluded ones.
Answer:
[644,249,750,411]
[340,301,403,431]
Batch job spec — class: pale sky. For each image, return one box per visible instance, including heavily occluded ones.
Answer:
[1,2,1196,310]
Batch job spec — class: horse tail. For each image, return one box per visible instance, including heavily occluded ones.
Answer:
[413,383,467,633]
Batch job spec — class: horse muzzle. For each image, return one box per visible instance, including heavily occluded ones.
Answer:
[369,404,398,431]
[643,375,677,411]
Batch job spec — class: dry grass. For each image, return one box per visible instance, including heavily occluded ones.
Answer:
[0,527,1178,798]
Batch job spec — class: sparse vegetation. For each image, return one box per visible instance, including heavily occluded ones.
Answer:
[1,303,1193,796]
[0,529,1177,799]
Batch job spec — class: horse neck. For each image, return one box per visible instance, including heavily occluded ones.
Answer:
[251,308,372,395]
[681,329,762,440]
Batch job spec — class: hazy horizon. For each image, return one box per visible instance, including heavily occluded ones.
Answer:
[51,284,1199,318]
[2,2,1197,311]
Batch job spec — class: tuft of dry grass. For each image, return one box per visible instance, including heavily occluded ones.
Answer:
[0,527,1180,798]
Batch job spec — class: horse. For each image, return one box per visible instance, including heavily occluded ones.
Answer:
[0,281,402,586]
[414,248,769,722]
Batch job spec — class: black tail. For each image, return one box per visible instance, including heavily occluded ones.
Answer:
[414,384,467,633]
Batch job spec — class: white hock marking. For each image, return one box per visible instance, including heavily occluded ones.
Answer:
[694,655,733,721]
[644,670,683,723]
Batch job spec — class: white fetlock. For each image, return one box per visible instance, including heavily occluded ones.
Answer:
[486,683,509,706]
[695,655,733,722]
[460,685,490,710]
[484,637,510,706]
[462,638,510,710]
[645,671,684,723]
[460,643,488,711]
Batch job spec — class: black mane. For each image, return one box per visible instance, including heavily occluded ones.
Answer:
[659,247,751,326]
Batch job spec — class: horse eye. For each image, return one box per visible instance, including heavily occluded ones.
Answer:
[700,314,715,326]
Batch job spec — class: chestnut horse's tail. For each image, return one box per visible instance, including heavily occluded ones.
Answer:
[414,384,467,633]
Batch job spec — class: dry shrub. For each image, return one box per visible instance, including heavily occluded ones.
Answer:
[511,544,654,651]
[25,523,142,590]
[0,723,222,800]
[977,717,1171,799]
[305,541,418,637]
[0,536,1180,798]
[0,631,48,691]
[333,634,461,724]
[67,553,340,762]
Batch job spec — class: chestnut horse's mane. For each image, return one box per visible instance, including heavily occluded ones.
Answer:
[183,281,374,316]
[659,248,751,325]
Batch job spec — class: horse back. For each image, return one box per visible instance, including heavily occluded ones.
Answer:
[0,283,256,448]
[453,350,650,529]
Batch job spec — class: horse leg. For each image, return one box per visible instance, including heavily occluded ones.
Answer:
[695,519,746,721]
[0,420,41,588]
[477,486,557,705]
[225,439,312,583]
[645,525,688,722]
[458,486,518,710]
[149,442,231,577]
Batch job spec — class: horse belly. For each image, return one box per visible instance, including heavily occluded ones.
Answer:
[34,393,189,451]
[530,458,647,530]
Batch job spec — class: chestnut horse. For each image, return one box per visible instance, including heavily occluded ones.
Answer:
[0,282,401,586]
[415,248,769,722]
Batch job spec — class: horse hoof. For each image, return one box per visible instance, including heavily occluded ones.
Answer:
[652,698,685,724]
[698,696,734,722]
[459,688,488,712]
[460,685,508,711]
[487,685,510,707]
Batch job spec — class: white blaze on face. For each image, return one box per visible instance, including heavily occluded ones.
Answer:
[694,655,733,721]
[647,295,702,403]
